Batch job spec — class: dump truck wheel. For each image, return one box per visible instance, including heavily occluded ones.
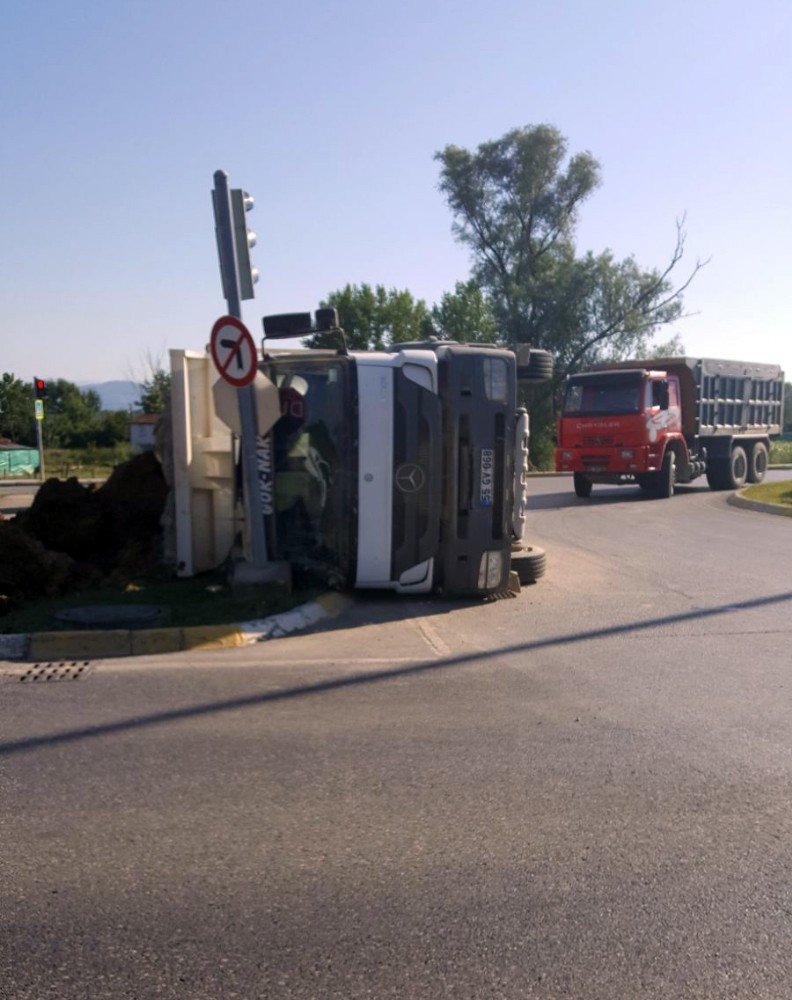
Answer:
[706,459,729,490]
[747,442,768,484]
[655,450,676,498]
[516,349,554,382]
[728,446,748,489]
[573,473,592,498]
[512,546,546,584]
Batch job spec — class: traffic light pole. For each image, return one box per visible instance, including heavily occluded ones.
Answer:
[212,170,270,571]
[35,411,45,482]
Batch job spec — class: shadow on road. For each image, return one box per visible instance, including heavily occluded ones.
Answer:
[526,484,708,510]
[3,589,791,757]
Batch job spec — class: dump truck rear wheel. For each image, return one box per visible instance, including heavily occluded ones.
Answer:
[747,442,768,484]
[706,459,729,490]
[573,473,592,498]
[512,546,546,584]
[729,446,748,488]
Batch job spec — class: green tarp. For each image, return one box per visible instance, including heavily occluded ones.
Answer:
[0,448,40,478]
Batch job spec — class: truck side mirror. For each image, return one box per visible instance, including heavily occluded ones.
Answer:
[262,313,314,339]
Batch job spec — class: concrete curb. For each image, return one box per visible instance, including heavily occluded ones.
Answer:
[0,592,353,663]
[728,488,792,519]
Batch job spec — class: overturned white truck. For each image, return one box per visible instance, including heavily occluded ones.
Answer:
[168,310,551,595]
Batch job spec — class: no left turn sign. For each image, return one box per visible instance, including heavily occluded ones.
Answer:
[210,316,258,387]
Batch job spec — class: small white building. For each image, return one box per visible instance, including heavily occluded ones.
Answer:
[129,413,160,452]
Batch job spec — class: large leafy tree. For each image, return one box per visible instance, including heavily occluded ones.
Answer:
[307,284,433,351]
[310,281,499,350]
[0,373,35,446]
[430,280,498,343]
[138,369,171,414]
[435,124,701,375]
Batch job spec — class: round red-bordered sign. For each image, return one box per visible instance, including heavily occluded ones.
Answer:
[210,316,258,387]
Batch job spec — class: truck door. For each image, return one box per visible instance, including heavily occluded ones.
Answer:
[646,378,681,441]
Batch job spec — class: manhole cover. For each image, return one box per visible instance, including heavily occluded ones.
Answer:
[53,605,169,630]
[21,662,92,682]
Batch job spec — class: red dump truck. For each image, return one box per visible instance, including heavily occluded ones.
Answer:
[555,357,785,498]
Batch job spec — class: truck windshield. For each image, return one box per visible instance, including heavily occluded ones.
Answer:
[563,374,644,416]
[268,358,354,584]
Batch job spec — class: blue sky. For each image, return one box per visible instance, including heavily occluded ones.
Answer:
[2,0,790,384]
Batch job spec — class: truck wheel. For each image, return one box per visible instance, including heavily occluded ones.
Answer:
[516,349,554,382]
[512,546,546,584]
[573,473,592,498]
[655,450,676,498]
[747,442,768,483]
[706,459,729,490]
[728,445,748,488]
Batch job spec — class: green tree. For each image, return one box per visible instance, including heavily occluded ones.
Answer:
[307,284,433,351]
[94,410,131,447]
[430,280,498,343]
[138,369,171,414]
[0,373,35,446]
[43,380,102,448]
[435,124,703,375]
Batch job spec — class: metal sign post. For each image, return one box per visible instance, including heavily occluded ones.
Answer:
[211,169,270,570]
[34,399,45,481]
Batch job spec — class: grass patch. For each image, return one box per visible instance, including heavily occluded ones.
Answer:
[0,572,318,634]
[770,440,792,464]
[741,479,792,512]
[42,445,135,481]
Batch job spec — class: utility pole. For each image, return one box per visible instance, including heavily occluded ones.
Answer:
[33,377,46,481]
[211,169,290,587]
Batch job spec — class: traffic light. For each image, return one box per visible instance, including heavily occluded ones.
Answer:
[34,377,47,399]
[230,189,259,300]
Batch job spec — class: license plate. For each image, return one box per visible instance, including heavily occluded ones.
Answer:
[480,448,494,506]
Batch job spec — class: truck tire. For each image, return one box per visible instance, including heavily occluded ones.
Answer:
[705,459,729,490]
[747,442,768,483]
[728,445,748,489]
[706,447,748,490]
[512,546,546,584]
[655,450,676,498]
[517,349,554,382]
[573,473,592,498]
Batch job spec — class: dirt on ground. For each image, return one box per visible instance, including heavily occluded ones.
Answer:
[0,452,169,612]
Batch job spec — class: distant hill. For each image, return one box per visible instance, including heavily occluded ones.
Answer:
[79,380,142,411]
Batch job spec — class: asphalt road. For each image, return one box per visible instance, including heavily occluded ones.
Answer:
[2,474,791,999]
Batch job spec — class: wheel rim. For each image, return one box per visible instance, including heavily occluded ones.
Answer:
[733,452,746,480]
[755,449,767,477]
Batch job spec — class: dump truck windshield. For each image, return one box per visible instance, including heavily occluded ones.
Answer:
[563,373,644,417]
[269,358,354,583]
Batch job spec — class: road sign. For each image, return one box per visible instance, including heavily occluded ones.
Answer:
[210,316,258,388]
[35,400,44,421]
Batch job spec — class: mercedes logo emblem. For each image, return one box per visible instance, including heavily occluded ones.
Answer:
[395,462,426,494]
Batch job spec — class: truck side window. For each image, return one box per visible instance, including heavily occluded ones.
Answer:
[652,381,669,410]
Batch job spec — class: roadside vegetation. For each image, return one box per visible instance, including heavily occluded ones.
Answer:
[0,574,314,634]
[43,445,135,480]
[741,479,792,513]
[770,440,792,465]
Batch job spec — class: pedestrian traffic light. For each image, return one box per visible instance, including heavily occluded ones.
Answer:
[34,377,47,399]
[230,189,259,300]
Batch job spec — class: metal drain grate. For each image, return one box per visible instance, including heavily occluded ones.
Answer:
[20,661,92,683]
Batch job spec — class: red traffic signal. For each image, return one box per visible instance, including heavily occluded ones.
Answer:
[34,378,47,399]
